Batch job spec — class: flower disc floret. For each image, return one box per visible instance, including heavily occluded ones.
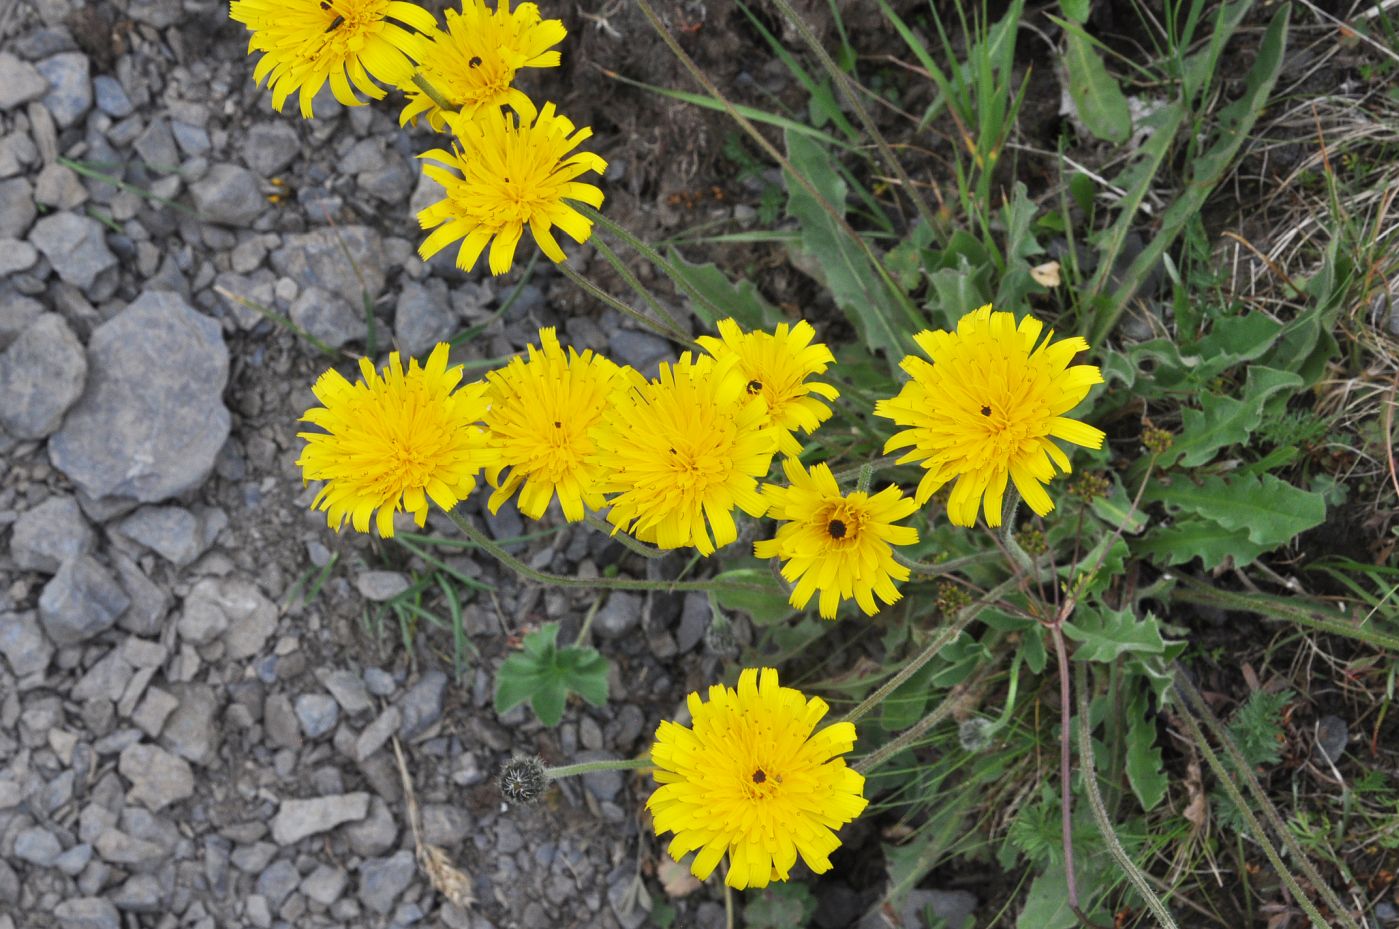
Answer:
[755,459,919,619]
[399,0,565,130]
[875,305,1105,527]
[591,354,777,555]
[648,667,868,890]
[297,343,496,537]
[482,327,635,522]
[697,318,839,458]
[417,102,606,276]
[230,0,436,118]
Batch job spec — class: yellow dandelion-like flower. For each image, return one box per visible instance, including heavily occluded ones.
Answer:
[296,343,496,537]
[591,354,777,555]
[696,318,839,458]
[417,103,606,276]
[398,0,565,131]
[482,327,637,522]
[230,0,437,118]
[648,667,868,891]
[875,304,1105,527]
[755,459,919,620]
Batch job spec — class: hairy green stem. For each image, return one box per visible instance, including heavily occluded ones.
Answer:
[1048,622,1083,915]
[588,234,688,335]
[446,510,765,595]
[557,262,692,344]
[584,513,667,559]
[410,72,456,115]
[1174,673,1362,929]
[1074,664,1181,929]
[545,757,651,779]
[853,687,960,775]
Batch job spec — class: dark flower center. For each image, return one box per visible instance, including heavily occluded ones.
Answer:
[469,56,483,68]
[827,519,847,539]
[980,405,992,417]
[747,379,763,395]
[752,769,767,784]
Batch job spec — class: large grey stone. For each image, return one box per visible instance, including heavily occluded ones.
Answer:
[53,897,120,929]
[0,313,86,439]
[0,53,48,110]
[39,555,129,645]
[10,494,94,573]
[119,743,194,811]
[49,290,230,503]
[133,118,179,170]
[394,281,454,358]
[593,591,641,640]
[0,177,37,237]
[114,504,224,566]
[397,670,447,740]
[0,293,44,349]
[192,163,263,227]
[271,793,371,846]
[270,225,386,306]
[288,285,365,350]
[0,237,38,275]
[35,52,91,128]
[13,826,62,866]
[160,684,221,765]
[242,122,300,177]
[357,850,414,914]
[0,611,54,677]
[294,693,339,739]
[29,212,116,291]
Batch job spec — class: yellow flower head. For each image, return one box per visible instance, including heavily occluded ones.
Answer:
[399,0,565,131]
[417,103,606,276]
[230,0,436,118]
[648,667,868,891]
[875,305,1105,527]
[697,318,839,458]
[755,459,919,619]
[297,343,496,537]
[591,353,777,555]
[482,327,636,522]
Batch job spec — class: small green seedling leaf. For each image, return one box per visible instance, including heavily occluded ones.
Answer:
[1063,607,1168,662]
[494,622,610,727]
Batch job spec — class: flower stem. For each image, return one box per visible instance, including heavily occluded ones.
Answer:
[556,262,692,345]
[446,509,764,595]
[410,72,456,115]
[544,757,651,779]
[838,578,1014,726]
[584,513,667,559]
[588,233,688,335]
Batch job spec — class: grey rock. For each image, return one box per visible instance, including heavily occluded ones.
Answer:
[49,290,230,503]
[53,898,120,929]
[1315,714,1349,765]
[271,793,371,845]
[608,328,670,375]
[110,873,162,911]
[133,119,179,171]
[131,688,179,738]
[171,121,210,157]
[0,53,48,109]
[257,859,301,909]
[112,553,170,636]
[0,611,54,677]
[301,864,348,906]
[39,555,129,645]
[358,850,415,915]
[54,843,94,877]
[398,670,447,739]
[0,237,38,275]
[192,163,262,226]
[270,225,386,307]
[0,313,86,438]
[264,693,303,749]
[115,505,223,566]
[295,693,339,739]
[92,75,133,117]
[394,281,455,358]
[1376,901,1398,924]
[245,894,272,928]
[421,804,471,847]
[344,797,397,856]
[357,150,414,203]
[118,743,194,811]
[243,122,301,177]
[36,52,91,128]
[289,285,365,349]
[0,177,37,237]
[354,706,400,762]
[676,592,709,654]
[574,751,623,802]
[593,591,641,640]
[364,668,396,696]
[357,571,409,602]
[0,293,44,349]
[126,0,182,28]
[891,890,977,929]
[160,684,220,765]
[14,825,63,866]
[33,162,87,210]
[317,669,373,715]
[29,212,117,291]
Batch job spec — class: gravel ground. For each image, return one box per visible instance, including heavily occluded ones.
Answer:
[0,1,753,926]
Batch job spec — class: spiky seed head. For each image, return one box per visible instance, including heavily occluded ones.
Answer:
[498,754,548,805]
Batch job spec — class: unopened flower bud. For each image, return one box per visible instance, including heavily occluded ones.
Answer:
[498,755,548,805]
